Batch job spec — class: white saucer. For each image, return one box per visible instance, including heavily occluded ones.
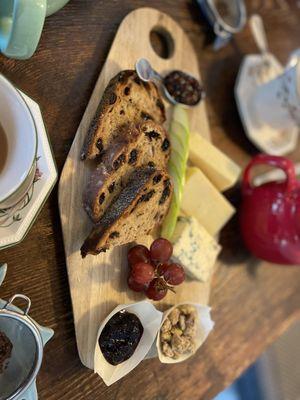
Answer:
[235,53,299,155]
[0,91,57,250]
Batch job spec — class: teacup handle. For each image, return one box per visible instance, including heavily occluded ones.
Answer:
[242,154,297,195]
[0,0,47,60]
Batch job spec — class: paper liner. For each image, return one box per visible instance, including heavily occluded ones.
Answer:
[94,301,162,386]
[156,302,214,364]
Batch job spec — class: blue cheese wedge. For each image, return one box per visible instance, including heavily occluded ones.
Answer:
[172,216,221,282]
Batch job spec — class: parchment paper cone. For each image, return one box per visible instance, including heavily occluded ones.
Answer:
[156,302,214,364]
[94,301,162,386]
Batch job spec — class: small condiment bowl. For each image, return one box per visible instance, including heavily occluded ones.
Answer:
[163,70,206,108]
[156,302,214,364]
[135,58,205,108]
[94,301,162,386]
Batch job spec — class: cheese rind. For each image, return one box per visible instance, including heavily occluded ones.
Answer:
[172,216,221,282]
[181,167,235,236]
[189,133,241,192]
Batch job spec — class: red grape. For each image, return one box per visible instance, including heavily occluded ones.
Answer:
[127,276,148,292]
[128,245,150,266]
[131,262,155,285]
[150,238,173,262]
[145,278,167,301]
[163,263,185,285]
[157,263,169,276]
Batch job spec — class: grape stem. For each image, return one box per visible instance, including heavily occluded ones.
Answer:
[166,285,176,293]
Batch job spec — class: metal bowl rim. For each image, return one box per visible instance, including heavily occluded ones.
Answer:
[203,0,247,34]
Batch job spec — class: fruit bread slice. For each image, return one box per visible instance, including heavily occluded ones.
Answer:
[81,167,173,257]
[83,120,171,223]
[80,70,166,161]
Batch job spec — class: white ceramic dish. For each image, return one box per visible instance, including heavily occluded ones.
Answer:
[0,75,37,207]
[0,161,37,210]
[235,54,298,155]
[0,91,57,250]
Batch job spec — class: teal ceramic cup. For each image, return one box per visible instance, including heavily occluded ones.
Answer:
[0,0,70,60]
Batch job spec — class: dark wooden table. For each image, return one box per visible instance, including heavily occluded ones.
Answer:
[1,1,300,399]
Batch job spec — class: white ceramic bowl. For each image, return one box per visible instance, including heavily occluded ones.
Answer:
[0,74,37,208]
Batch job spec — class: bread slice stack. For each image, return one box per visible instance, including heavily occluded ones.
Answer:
[81,70,173,257]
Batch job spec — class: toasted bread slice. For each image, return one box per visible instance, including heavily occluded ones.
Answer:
[83,121,170,222]
[81,167,173,257]
[81,70,166,161]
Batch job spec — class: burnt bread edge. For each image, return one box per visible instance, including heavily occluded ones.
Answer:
[81,168,173,257]
[80,70,135,161]
[81,166,156,257]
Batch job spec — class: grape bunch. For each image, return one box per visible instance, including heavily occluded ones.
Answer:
[127,238,185,301]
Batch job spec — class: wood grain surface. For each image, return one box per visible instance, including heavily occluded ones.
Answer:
[58,7,212,369]
[0,0,300,399]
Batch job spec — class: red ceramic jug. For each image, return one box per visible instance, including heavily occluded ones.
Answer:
[240,154,300,265]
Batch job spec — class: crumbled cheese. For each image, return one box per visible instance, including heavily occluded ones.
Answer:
[172,216,221,282]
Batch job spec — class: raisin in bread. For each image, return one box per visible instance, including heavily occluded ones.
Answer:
[83,121,171,223]
[81,70,166,161]
[81,167,173,257]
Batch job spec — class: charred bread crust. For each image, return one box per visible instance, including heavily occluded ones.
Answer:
[80,70,166,161]
[80,71,134,161]
[81,167,173,257]
[83,121,170,223]
[81,167,155,257]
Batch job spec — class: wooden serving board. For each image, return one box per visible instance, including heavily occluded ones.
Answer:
[59,7,212,369]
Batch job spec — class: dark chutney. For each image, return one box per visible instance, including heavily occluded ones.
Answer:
[99,311,143,365]
[164,70,204,106]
